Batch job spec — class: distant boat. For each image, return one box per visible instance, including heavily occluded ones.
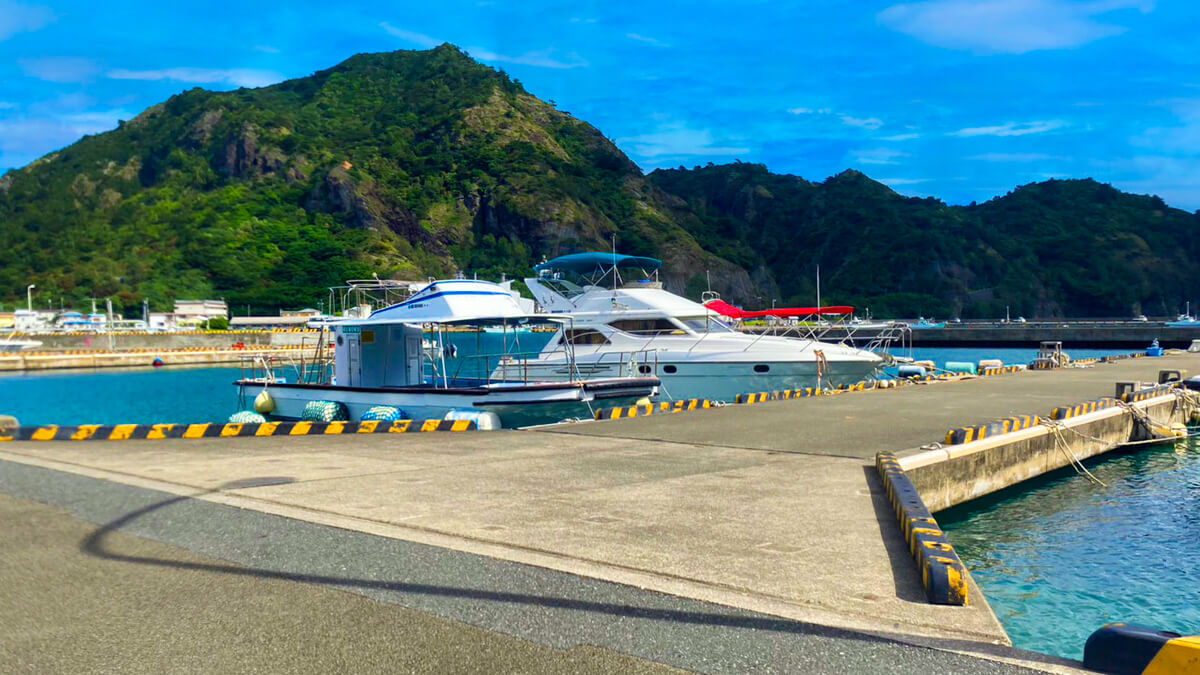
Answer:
[909,317,946,329]
[0,336,43,352]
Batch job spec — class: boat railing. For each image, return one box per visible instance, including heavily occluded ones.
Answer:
[736,317,911,358]
[239,332,333,385]
[464,346,660,385]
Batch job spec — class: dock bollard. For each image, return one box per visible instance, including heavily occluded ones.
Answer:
[1083,624,1200,675]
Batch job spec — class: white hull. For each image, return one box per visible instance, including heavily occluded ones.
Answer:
[516,357,880,402]
[0,339,42,353]
[236,377,657,429]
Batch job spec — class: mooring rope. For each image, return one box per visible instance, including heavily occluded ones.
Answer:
[1040,419,1108,486]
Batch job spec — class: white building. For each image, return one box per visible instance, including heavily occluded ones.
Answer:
[173,300,228,327]
[14,309,56,332]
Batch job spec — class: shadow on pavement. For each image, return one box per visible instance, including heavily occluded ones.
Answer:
[78,476,1076,672]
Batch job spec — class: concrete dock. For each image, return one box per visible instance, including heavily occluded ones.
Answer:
[3,353,1196,673]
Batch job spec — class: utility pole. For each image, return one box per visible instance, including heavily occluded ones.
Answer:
[26,284,35,312]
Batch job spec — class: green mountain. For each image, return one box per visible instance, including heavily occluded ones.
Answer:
[2,44,1197,318]
[649,163,1200,318]
[0,44,757,314]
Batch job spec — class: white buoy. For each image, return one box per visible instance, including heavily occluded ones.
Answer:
[444,409,501,431]
[253,389,276,414]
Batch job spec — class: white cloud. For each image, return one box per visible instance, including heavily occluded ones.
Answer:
[850,147,908,165]
[840,114,884,130]
[617,123,749,160]
[0,0,54,41]
[253,45,280,54]
[952,120,1067,136]
[878,0,1153,54]
[379,22,441,48]
[877,177,931,185]
[107,67,284,88]
[0,102,17,110]
[19,56,98,83]
[569,17,597,23]
[0,108,130,168]
[882,132,920,141]
[467,46,588,69]
[626,33,668,47]
[788,107,885,131]
[1135,98,1200,153]
[967,152,1062,161]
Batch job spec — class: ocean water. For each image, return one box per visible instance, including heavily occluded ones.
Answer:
[903,346,1132,369]
[0,366,243,426]
[940,438,1200,660]
[0,345,1134,426]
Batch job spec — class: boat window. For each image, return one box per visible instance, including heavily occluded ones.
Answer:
[540,278,587,299]
[607,319,686,336]
[662,365,677,374]
[566,329,610,345]
[754,364,770,373]
[638,364,652,375]
[676,316,735,334]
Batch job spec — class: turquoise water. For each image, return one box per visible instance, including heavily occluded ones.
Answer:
[940,439,1200,660]
[0,366,241,425]
[0,345,1133,426]
[906,347,1132,369]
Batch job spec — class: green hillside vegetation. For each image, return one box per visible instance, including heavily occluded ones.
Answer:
[649,163,1200,318]
[0,44,753,315]
[2,44,1197,318]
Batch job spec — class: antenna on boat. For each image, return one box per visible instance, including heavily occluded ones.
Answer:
[816,264,821,310]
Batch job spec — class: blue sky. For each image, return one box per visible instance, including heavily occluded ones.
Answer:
[2,0,1198,208]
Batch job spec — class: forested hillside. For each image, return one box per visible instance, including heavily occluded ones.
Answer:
[2,45,1197,318]
[649,163,1200,318]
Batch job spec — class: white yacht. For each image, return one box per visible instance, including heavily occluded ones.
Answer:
[513,253,883,402]
[235,279,659,429]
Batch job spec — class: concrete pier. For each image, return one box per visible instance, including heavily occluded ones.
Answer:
[2,353,1196,672]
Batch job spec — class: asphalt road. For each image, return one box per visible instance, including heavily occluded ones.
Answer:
[0,459,1057,674]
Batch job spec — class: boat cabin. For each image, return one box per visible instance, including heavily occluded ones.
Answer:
[332,322,424,388]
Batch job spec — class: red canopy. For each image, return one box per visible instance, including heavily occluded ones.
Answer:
[704,299,855,319]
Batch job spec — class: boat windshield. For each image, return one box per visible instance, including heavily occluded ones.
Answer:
[677,316,735,334]
[539,277,588,299]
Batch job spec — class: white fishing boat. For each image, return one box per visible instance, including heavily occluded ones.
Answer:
[0,335,43,352]
[511,253,883,402]
[235,279,659,428]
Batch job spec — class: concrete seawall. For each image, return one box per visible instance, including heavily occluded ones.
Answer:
[17,330,319,351]
[898,393,1186,512]
[0,347,318,372]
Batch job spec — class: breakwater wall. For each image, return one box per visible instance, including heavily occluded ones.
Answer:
[0,346,317,372]
[17,330,318,351]
[898,389,1188,512]
[908,325,1200,348]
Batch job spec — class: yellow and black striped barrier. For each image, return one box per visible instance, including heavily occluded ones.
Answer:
[980,365,1023,376]
[1083,624,1200,675]
[1050,397,1119,420]
[875,451,969,606]
[1121,383,1177,403]
[734,382,878,405]
[0,419,475,442]
[594,399,711,420]
[945,414,1041,445]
